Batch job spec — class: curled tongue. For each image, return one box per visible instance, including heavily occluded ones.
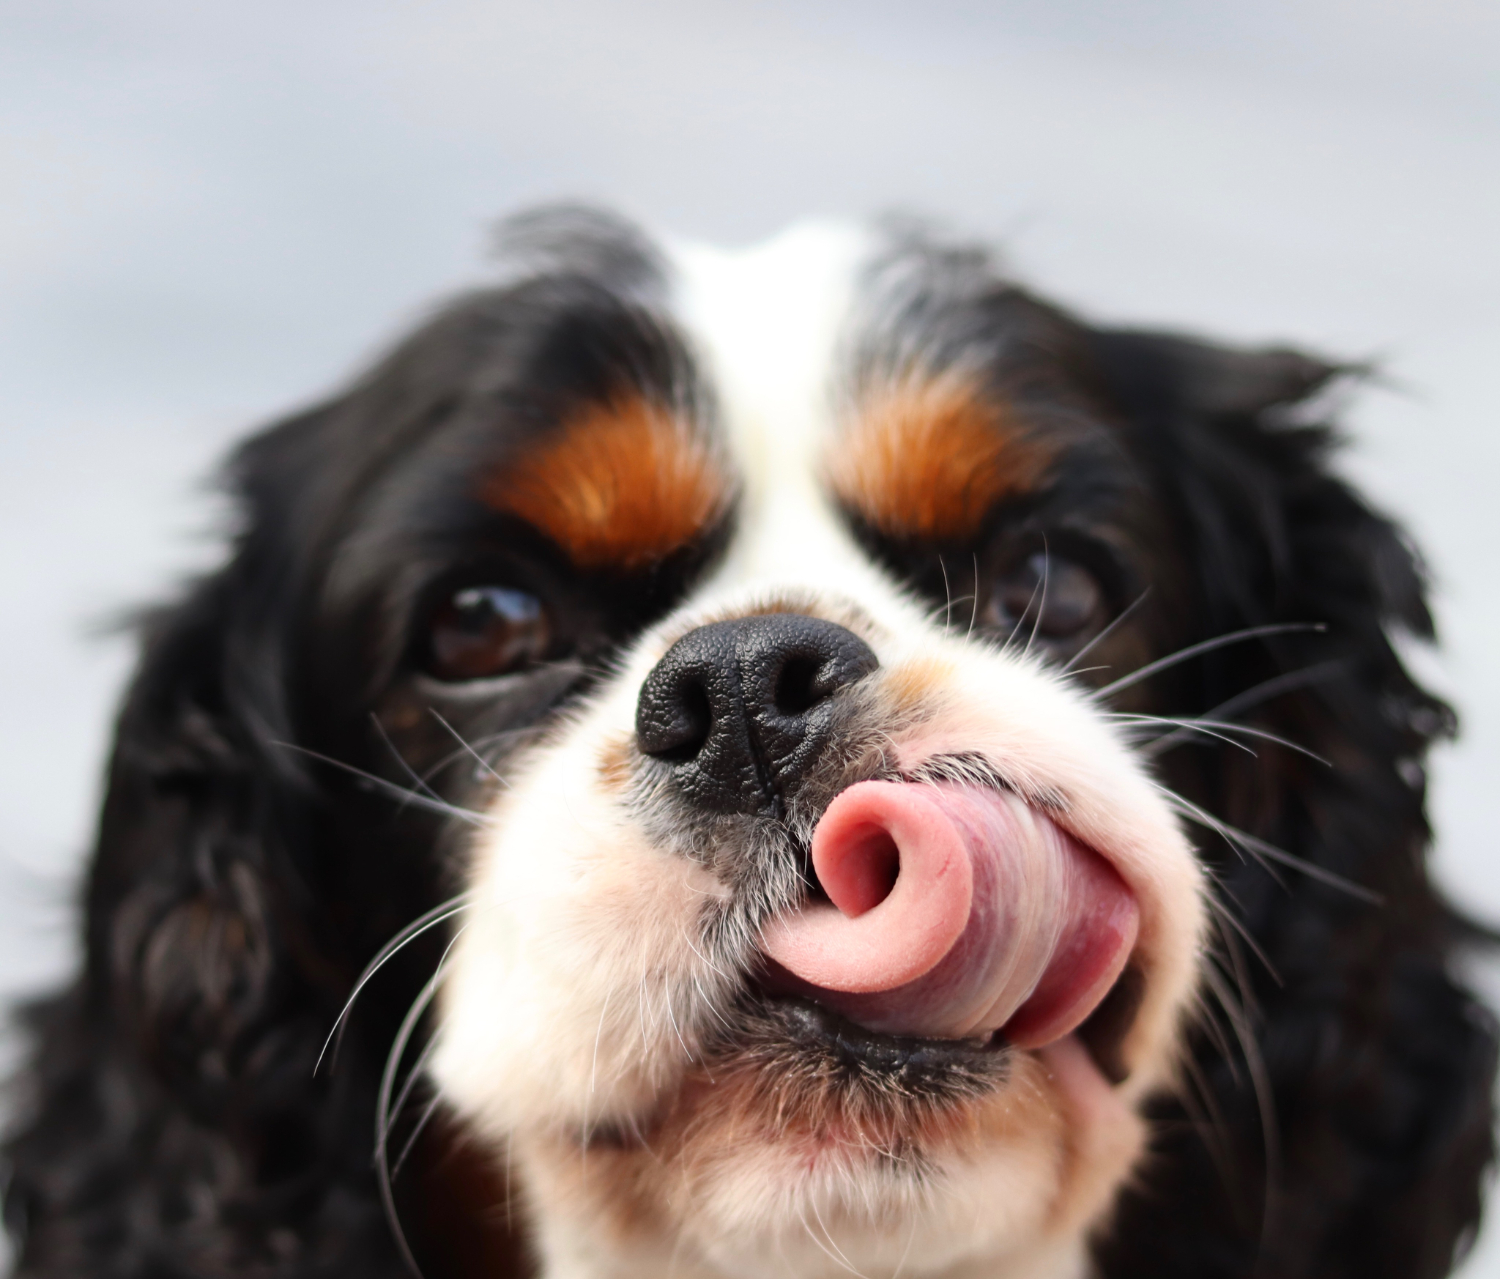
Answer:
[760,782,1139,1045]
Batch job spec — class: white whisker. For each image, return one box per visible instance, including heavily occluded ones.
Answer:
[1062,588,1150,675]
[1157,785,1383,905]
[390,1088,445,1181]
[1206,893,1282,987]
[1119,713,1330,766]
[274,742,490,826]
[374,925,467,1279]
[1145,660,1346,755]
[428,708,511,788]
[1118,715,1260,758]
[966,550,980,642]
[382,1033,440,1149]
[1202,949,1283,1256]
[371,712,455,816]
[1021,539,1050,662]
[1093,623,1326,700]
[315,895,473,1075]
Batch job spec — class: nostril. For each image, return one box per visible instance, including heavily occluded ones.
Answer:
[661,681,712,762]
[773,656,824,717]
[637,675,714,762]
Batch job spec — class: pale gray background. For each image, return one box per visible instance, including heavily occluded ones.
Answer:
[2,0,1497,1272]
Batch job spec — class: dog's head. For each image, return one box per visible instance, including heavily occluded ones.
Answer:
[12,207,1492,1279]
[415,217,1214,1277]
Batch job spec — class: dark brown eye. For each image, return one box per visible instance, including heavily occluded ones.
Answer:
[427,585,551,681]
[987,552,1103,641]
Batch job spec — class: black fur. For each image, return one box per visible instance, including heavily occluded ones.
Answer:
[5,216,1493,1278]
[1090,330,1498,1279]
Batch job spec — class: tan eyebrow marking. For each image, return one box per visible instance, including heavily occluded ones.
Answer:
[826,376,1055,542]
[482,395,731,569]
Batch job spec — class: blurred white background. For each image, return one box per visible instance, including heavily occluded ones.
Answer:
[1,0,1497,1271]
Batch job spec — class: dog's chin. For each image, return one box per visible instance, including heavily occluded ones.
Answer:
[518,983,1145,1279]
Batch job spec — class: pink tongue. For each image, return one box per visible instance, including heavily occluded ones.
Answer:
[760,781,1138,1045]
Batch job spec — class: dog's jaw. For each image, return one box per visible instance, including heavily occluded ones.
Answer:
[428,227,1207,1279]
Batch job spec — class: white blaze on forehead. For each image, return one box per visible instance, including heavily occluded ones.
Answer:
[668,225,876,593]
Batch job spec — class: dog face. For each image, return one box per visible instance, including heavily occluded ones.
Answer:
[392,220,1206,1277]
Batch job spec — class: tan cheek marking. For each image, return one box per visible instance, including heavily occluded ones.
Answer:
[483,396,730,569]
[882,656,960,720]
[828,376,1055,542]
[595,733,634,794]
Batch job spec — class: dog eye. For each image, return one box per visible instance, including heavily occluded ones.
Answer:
[427,585,551,680]
[987,552,1102,640]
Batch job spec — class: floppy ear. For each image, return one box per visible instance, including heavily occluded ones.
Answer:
[0,409,428,1277]
[1087,331,1498,1279]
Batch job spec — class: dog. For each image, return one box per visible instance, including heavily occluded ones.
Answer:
[4,206,1495,1279]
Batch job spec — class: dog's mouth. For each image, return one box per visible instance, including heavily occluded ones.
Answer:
[727,992,1014,1096]
[751,779,1144,1086]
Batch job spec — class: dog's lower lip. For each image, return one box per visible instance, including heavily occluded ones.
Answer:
[757,992,1009,1073]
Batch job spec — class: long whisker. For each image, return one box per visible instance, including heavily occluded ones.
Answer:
[382,1033,441,1151]
[428,709,510,787]
[1021,540,1050,662]
[966,551,980,643]
[1117,714,1331,766]
[1232,827,1384,907]
[371,713,451,816]
[809,1194,868,1279]
[1173,967,1247,1200]
[1093,623,1326,700]
[891,1210,921,1279]
[1203,928,1283,1261]
[1205,893,1282,987]
[1000,563,1047,658]
[1147,661,1348,758]
[1168,719,1329,765]
[375,926,467,1279]
[581,987,615,1154]
[273,742,490,826]
[1062,587,1150,675]
[1163,788,1383,905]
[1117,715,1259,758]
[1196,659,1348,727]
[1186,979,1241,1086]
[798,1202,867,1279]
[1175,1048,1240,1191]
[315,896,472,1075]
[415,724,540,789]
[391,1088,446,1181]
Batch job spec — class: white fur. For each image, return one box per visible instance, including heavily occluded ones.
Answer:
[430,226,1207,1279]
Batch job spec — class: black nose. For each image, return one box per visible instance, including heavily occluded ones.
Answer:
[636,615,879,816]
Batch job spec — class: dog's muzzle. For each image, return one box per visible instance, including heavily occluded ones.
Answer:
[634,612,1139,1056]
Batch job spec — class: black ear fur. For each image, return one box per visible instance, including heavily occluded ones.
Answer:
[1088,330,1498,1279]
[1,413,424,1277]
